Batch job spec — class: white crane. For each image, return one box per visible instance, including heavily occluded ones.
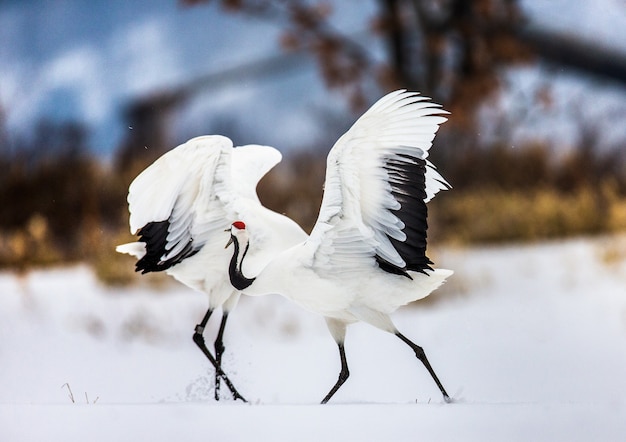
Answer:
[116,135,307,402]
[225,90,453,403]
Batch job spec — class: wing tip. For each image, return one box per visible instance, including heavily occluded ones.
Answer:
[186,134,234,149]
[376,89,450,117]
[115,242,146,259]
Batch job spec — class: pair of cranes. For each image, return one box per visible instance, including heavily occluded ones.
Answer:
[117,90,453,404]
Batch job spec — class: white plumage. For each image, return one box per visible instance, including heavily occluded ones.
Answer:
[117,135,307,402]
[226,90,453,403]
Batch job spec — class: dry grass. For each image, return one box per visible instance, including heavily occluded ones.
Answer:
[430,186,626,245]
[90,230,173,287]
[97,186,626,286]
[4,185,626,286]
[2,136,625,285]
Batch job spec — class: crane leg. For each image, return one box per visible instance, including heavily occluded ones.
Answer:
[213,312,229,400]
[193,308,247,402]
[396,332,451,402]
[321,342,350,404]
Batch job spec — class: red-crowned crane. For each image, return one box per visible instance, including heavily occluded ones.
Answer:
[225,90,453,404]
[117,135,307,402]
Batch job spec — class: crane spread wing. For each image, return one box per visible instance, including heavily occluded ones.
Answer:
[119,135,282,273]
[309,90,450,278]
[230,144,282,202]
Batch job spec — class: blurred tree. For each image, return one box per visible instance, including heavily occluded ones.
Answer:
[0,119,127,265]
[181,0,530,119]
[176,0,536,201]
[114,91,182,184]
[181,0,626,112]
[178,0,626,186]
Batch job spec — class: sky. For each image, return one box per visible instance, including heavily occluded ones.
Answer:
[0,0,380,158]
[1,0,626,159]
[521,0,626,55]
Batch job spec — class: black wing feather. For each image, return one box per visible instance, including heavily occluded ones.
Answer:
[134,220,199,274]
[375,154,433,277]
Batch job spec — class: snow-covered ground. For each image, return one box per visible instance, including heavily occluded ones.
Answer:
[1,236,626,441]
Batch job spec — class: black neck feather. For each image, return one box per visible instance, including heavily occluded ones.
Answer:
[228,235,256,290]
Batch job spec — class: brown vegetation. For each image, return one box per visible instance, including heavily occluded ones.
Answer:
[1,116,625,283]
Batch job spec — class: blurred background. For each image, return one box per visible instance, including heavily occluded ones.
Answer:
[1,0,626,283]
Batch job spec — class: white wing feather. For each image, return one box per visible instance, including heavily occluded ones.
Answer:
[126,135,230,235]
[310,90,449,274]
[231,144,282,202]
[122,135,286,266]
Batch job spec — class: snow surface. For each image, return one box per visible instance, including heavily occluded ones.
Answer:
[1,236,626,441]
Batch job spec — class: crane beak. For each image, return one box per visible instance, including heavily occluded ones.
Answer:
[225,235,234,249]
